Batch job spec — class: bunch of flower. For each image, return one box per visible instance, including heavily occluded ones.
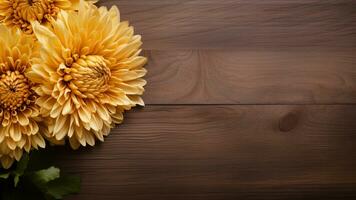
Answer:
[0,0,147,169]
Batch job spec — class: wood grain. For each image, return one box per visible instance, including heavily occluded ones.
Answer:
[143,50,356,104]
[58,1,356,199]
[60,105,356,200]
[99,0,356,50]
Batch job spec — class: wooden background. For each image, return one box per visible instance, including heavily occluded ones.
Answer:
[62,0,356,199]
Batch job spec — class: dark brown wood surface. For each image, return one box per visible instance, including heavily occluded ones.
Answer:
[64,0,356,199]
[143,50,356,104]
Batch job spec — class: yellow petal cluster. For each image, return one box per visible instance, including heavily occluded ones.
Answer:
[0,0,80,34]
[0,25,45,169]
[27,1,147,149]
[0,0,147,169]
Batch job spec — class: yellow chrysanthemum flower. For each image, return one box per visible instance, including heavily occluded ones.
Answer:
[0,0,82,34]
[0,25,45,169]
[27,1,147,149]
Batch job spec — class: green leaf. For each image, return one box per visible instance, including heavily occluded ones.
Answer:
[45,175,81,199]
[27,166,81,199]
[14,176,20,187]
[13,153,30,187]
[1,151,81,200]
[15,153,29,175]
[0,173,10,179]
[31,167,60,188]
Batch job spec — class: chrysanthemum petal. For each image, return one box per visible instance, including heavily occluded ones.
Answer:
[9,126,22,142]
[27,1,147,149]
[0,25,44,169]
[17,112,30,126]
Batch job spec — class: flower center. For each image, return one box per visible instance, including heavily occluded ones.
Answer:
[63,55,112,98]
[0,71,33,111]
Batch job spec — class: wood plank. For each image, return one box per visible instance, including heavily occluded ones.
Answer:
[57,105,356,200]
[98,0,356,50]
[142,50,356,104]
